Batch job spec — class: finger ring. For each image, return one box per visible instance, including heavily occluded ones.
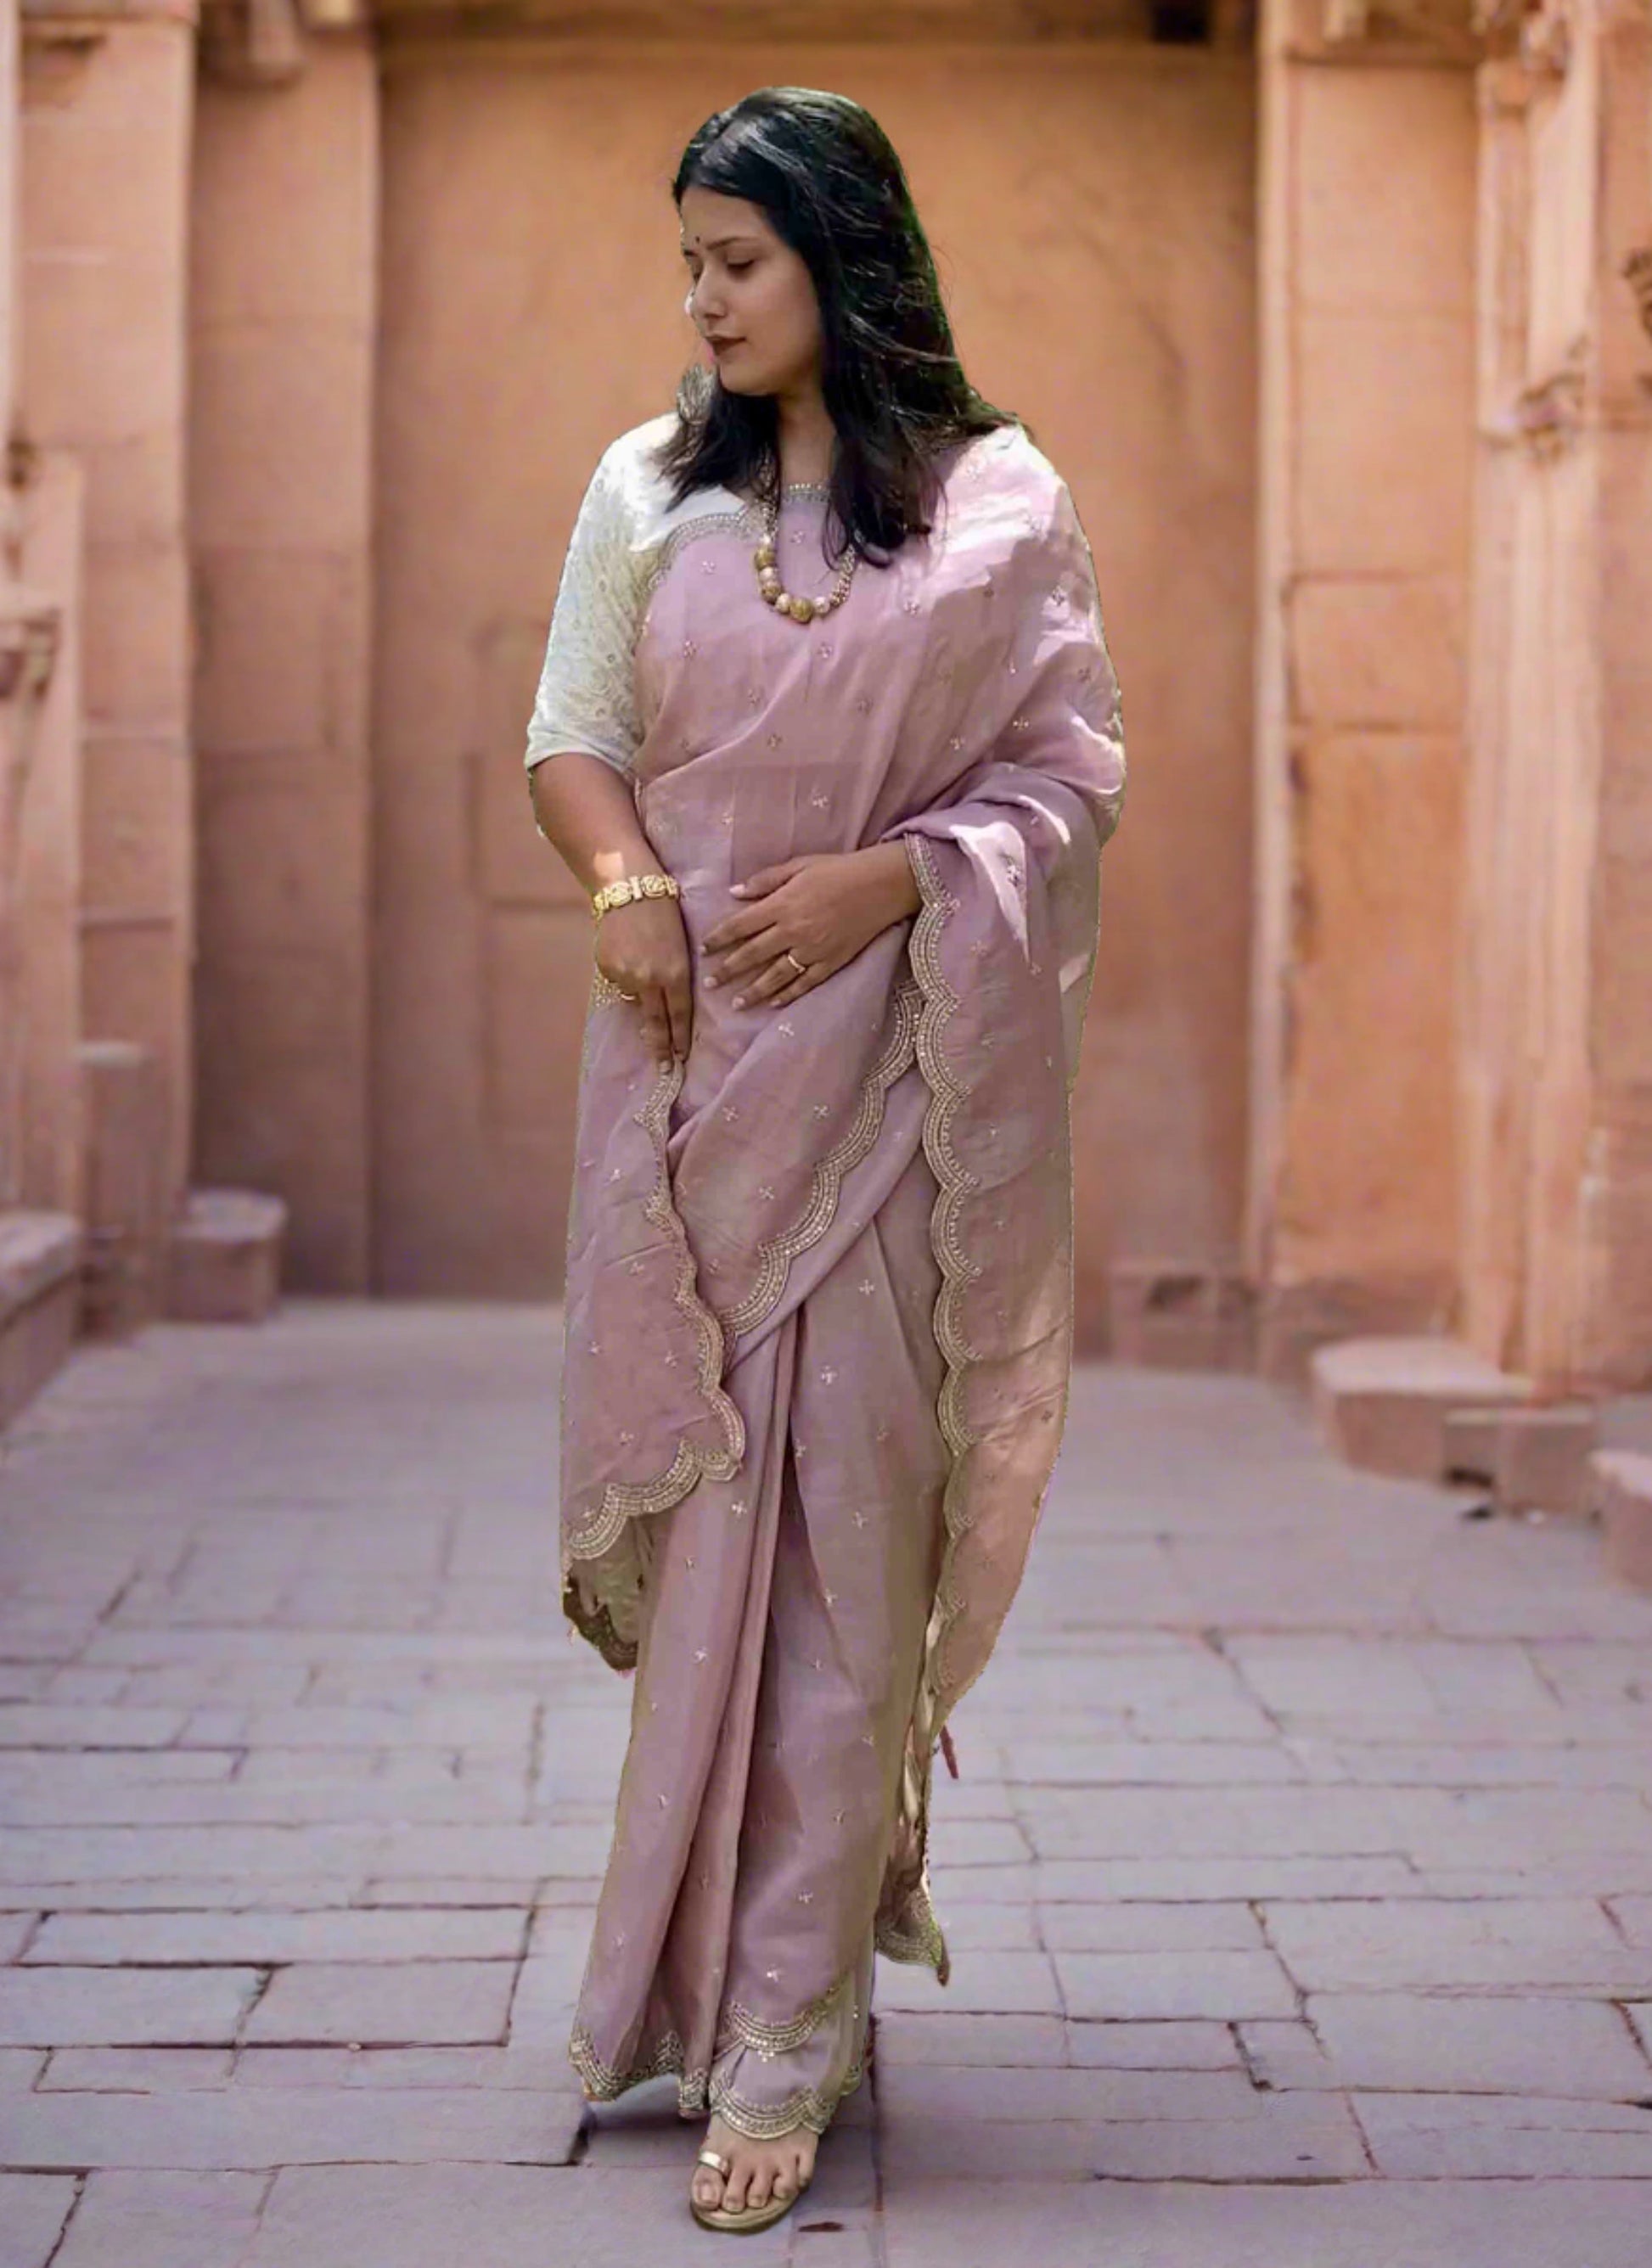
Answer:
[784,949,808,978]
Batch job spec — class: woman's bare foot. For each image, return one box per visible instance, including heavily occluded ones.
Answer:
[691,2111,818,2219]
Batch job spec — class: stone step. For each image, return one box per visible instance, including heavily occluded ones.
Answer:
[1590,1449,1652,1592]
[165,1188,287,1323]
[1443,1402,1601,1518]
[1106,1259,1256,1373]
[0,1209,82,1426]
[78,1040,167,1339]
[1310,1335,1531,1479]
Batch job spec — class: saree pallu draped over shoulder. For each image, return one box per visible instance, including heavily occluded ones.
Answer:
[530,416,1125,2136]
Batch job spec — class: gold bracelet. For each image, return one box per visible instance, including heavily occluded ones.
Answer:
[590,872,680,921]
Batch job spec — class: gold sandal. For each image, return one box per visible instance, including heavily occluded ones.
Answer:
[689,2145,811,2236]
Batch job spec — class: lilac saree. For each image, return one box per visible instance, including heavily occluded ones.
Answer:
[525,414,1125,2138]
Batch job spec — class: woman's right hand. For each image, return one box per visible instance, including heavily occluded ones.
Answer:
[596,897,694,1067]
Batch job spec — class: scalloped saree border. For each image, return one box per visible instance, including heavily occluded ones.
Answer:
[564,989,745,1579]
[890,829,1082,1984]
[569,1955,868,2140]
[718,976,923,1342]
[902,832,986,1718]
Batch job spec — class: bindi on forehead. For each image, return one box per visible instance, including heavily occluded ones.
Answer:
[680,230,765,254]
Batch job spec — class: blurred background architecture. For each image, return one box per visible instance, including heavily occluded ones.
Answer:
[0,0,1649,1428]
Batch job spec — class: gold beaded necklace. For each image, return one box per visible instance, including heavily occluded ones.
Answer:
[752,486,857,626]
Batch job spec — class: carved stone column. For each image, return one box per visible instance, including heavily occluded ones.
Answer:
[1459,0,1652,1388]
[189,3,375,1290]
[1,0,87,1423]
[0,571,62,1210]
[1249,0,1480,1376]
[19,0,199,1229]
[3,449,81,1223]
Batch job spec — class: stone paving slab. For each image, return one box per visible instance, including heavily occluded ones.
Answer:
[0,2083,582,2170]
[1304,1991,1652,2097]
[239,2164,800,2268]
[25,1908,525,1966]
[1053,1949,1300,2021]
[1353,2091,1652,2178]
[881,2177,1652,2268]
[879,2088,1370,2181]
[48,2170,267,2268]
[878,2063,1274,2124]
[1037,1900,1266,1951]
[1031,1853,1432,1900]
[0,1877,372,1913]
[874,1949,1063,2016]
[0,1968,261,2047]
[0,2171,77,2268]
[0,1707,192,1748]
[39,2049,236,2091]
[243,1958,515,2046]
[3,1307,1652,2263]
[1260,1894,1652,1991]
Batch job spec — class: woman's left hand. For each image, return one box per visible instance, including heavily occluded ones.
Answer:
[702,845,921,1010]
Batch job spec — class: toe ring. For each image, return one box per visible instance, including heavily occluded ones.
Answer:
[697,2148,732,2176]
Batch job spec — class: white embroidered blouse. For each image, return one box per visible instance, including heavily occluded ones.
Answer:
[525,413,720,779]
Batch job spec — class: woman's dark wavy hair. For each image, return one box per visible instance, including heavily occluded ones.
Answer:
[657,87,1016,565]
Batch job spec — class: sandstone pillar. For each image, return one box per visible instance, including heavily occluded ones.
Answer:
[189,9,377,1290]
[1250,0,1479,1376]
[0,0,14,428]
[1,0,83,1422]
[19,0,196,1220]
[1460,0,1652,1389]
[10,447,81,1221]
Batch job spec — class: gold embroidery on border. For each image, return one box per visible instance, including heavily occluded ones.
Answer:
[874,828,986,1989]
[888,826,1082,1985]
[719,1967,857,2061]
[906,826,1077,1724]
[711,2046,867,2142]
[640,491,838,624]
[565,1038,745,1575]
[570,2023,703,2103]
[638,502,766,633]
[905,832,986,1706]
[568,2028,868,2138]
[718,980,922,1340]
[875,1876,950,1973]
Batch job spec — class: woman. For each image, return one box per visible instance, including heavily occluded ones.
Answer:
[525,87,1125,2234]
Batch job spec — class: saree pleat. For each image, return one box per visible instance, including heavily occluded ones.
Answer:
[570,1154,947,2132]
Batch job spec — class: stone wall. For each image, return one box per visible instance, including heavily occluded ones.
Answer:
[1250,0,1478,1374]
[1,0,81,1418]
[189,29,379,1291]
[4,0,1647,1401]
[19,0,195,1215]
[10,448,82,1221]
[1460,0,1652,1389]
[368,37,1258,1313]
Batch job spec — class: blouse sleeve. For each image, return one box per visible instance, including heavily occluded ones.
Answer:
[524,443,649,777]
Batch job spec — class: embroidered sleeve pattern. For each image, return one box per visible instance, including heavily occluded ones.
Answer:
[525,446,649,777]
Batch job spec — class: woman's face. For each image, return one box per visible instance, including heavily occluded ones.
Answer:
[679,186,822,400]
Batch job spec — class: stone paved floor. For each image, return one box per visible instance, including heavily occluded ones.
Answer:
[2,1302,1652,2265]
